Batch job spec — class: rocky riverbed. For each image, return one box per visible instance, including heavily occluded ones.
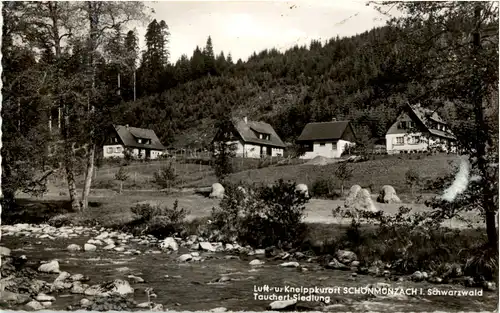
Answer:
[0,223,497,312]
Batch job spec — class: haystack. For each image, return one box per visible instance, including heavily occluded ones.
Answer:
[344,185,362,207]
[377,185,401,204]
[344,185,378,212]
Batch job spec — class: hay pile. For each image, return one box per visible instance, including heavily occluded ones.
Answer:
[344,185,378,212]
[377,185,401,204]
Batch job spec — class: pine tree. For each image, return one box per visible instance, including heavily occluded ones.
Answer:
[203,36,215,75]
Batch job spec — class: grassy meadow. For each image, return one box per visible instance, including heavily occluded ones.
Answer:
[46,153,460,198]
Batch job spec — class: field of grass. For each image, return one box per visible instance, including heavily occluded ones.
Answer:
[188,153,460,195]
[47,153,459,198]
[48,156,306,192]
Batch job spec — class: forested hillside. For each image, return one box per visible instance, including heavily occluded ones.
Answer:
[112,25,432,149]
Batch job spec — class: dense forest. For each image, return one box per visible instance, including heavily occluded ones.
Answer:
[113,25,421,149]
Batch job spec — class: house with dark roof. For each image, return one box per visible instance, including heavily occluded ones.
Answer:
[103,125,166,159]
[212,117,286,158]
[385,103,457,154]
[296,120,357,159]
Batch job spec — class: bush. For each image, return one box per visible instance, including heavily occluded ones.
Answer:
[311,178,334,198]
[405,168,421,196]
[127,201,188,238]
[331,205,497,281]
[152,163,178,191]
[210,179,308,248]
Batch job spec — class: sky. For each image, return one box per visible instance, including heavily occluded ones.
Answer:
[133,0,389,63]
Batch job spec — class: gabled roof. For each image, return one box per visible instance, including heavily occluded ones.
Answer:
[114,125,166,150]
[296,121,352,142]
[407,104,456,140]
[232,119,286,148]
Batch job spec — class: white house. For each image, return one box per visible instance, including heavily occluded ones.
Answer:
[103,125,166,159]
[296,120,357,159]
[212,117,286,158]
[385,103,457,154]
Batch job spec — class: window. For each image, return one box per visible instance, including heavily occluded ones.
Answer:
[395,137,404,145]
[116,147,122,153]
[107,147,113,154]
[304,144,313,152]
[114,137,118,143]
[319,142,326,147]
[332,143,337,150]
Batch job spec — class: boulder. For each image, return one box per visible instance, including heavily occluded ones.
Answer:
[178,254,193,262]
[38,260,60,273]
[209,183,225,199]
[67,244,81,252]
[336,250,357,264]
[35,293,55,302]
[54,271,71,282]
[159,237,178,251]
[127,275,144,283]
[269,299,297,310]
[326,258,349,270]
[279,262,300,268]
[199,242,216,252]
[26,300,43,311]
[377,185,401,204]
[0,291,31,304]
[0,246,11,256]
[84,279,133,297]
[295,184,310,198]
[80,298,92,307]
[84,243,97,252]
[249,259,265,266]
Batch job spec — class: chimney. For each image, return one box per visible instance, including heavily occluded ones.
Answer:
[243,117,248,124]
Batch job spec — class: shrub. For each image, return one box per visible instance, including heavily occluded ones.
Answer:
[331,205,496,281]
[334,162,354,195]
[210,179,308,248]
[153,163,178,192]
[114,167,129,194]
[405,168,421,196]
[311,178,333,198]
[128,201,188,238]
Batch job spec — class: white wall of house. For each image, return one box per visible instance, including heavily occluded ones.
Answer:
[300,140,354,159]
[386,132,454,154]
[229,141,284,158]
[271,147,284,157]
[103,144,125,158]
[103,144,163,159]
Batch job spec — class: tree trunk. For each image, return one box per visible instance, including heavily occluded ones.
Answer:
[119,181,123,194]
[472,4,498,250]
[64,142,81,212]
[81,144,95,211]
[485,210,498,249]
